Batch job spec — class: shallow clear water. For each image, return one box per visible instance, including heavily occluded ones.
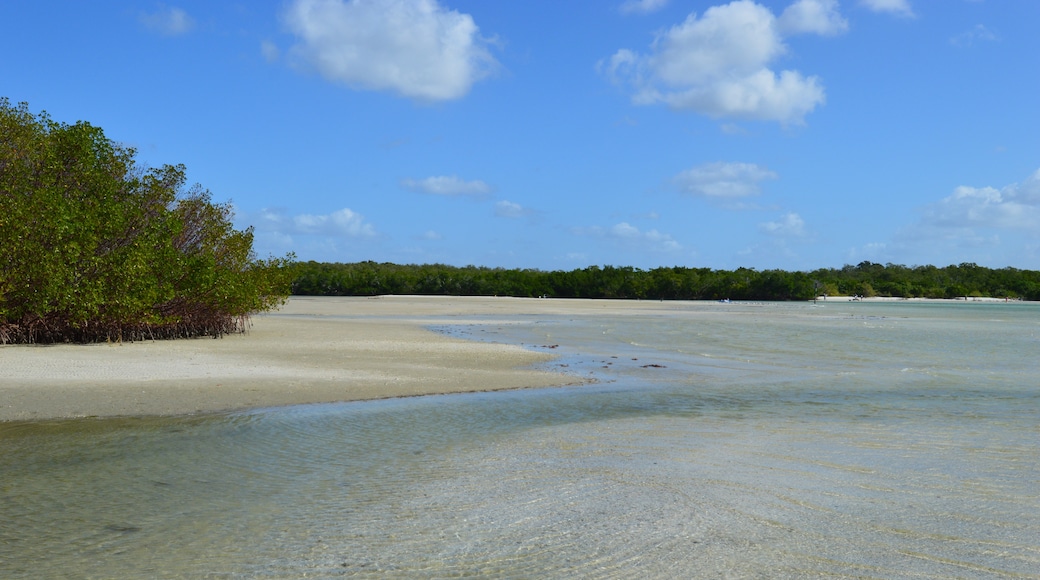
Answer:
[2,301,1038,578]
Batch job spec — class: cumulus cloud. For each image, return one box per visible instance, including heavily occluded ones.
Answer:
[139,5,195,36]
[575,222,682,252]
[778,0,848,36]
[673,161,777,199]
[836,170,1040,266]
[283,0,498,101]
[921,170,1040,231]
[602,0,834,124]
[859,0,914,18]
[884,170,1040,264]
[401,175,492,196]
[619,0,669,15]
[256,207,377,237]
[760,212,806,236]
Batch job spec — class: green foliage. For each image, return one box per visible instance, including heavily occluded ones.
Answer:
[291,261,1040,302]
[0,99,294,343]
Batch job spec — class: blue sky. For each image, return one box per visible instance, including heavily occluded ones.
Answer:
[3,1,1039,270]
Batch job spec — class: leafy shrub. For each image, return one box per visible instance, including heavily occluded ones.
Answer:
[0,99,294,343]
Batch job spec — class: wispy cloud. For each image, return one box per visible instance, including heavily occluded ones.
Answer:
[255,207,378,237]
[859,0,914,18]
[401,175,493,196]
[950,24,999,47]
[260,40,281,62]
[244,206,379,260]
[760,212,807,236]
[673,161,777,200]
[574,222,682,252]
[283,0,498,101]
[619,0,668,15]
[846,242,890,265]
[494,200,534,218]
[139,5,195,36]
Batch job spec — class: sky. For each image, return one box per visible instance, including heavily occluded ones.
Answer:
[3,0,1039,271]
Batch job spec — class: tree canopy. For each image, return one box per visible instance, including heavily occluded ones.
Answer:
[0,99,294,343]
[291,261,1040,302]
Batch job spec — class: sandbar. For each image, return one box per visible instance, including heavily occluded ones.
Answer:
[4,294,1013,421]
[2,296,647,421]
[5,295,713,422]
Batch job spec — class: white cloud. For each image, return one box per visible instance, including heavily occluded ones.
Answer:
[887,169,1040,264]
[720,123,748,135]
[951,24,999,47]
[261,40,281,62]
[401,175,492,196]
[602,0,828,124]
[139,5,194,36]
[1013,169,1040,204]
[619,0,669,15]
[778,0,848,36]
[859,0,914,18]
[495,200,532,218]
[257,207,377,237]
[419,230,443,240]
[283,0,498,101]
[575,222,682,252]
[921,171,1040,231]
[633,210,660,220]
[760,212,806,236]
[673,161,777,199]
[611,222,642,238]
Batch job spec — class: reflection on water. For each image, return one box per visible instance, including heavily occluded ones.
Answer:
[2,301,1039,578]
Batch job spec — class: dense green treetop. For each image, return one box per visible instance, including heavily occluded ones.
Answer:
[0,99,294,343]
[291,261,1040,302]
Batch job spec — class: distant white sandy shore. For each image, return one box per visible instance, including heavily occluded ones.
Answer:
[816,295,1021,302]
[1,294,1028,421]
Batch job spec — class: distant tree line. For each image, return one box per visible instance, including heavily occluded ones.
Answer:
[0,99,294,344]
[292,261,1040,301]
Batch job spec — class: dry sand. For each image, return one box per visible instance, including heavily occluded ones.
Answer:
[3,295,702,422]
[1,296,623,421]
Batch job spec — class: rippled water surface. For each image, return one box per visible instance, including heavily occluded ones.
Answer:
[2,301,1039,578]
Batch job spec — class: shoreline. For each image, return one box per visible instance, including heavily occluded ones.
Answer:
[1,296,595,422]
[816,294,1022,302]
[1,295,1029,422]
